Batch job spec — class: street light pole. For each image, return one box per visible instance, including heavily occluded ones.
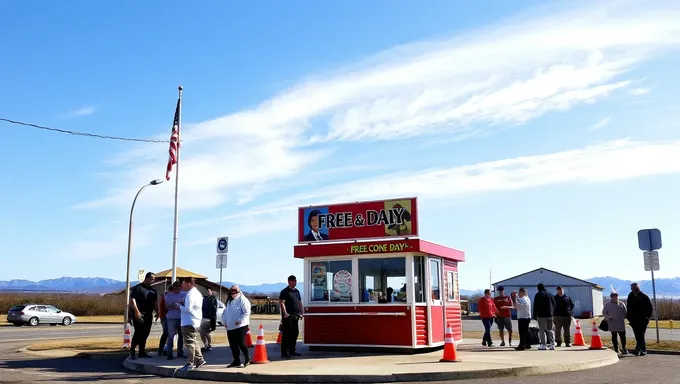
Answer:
[123,179,163,338]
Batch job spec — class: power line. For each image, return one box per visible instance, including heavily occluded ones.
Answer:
[0,117,169,143]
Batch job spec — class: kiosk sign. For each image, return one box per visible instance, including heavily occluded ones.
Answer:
[298,197,418,243]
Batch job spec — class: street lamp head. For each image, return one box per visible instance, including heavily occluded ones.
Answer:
[150,179,164,186]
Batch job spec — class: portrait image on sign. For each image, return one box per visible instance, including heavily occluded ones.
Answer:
[297,197,419,243]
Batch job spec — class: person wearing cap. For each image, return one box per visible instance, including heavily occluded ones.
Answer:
[493,286,514,347]
[603,290,628,354]
[279,275,303,358]
[513,288,532,350]
[164,280,186,360]
[532,283,556,350]
[553,286,575,347]
[478,289,497,347]
[626,282,654,356]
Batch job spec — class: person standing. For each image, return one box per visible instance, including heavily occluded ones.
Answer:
[603,291,628,354]
[178,277,205,373]
[164,281,186,360]
[129,272,158,359]
[533,283,556,350]
[553,286,575,347]
[157,285,170,356]
[513,288,532,351]
[222,285,252,368]
[478,289,497,347]
[200,289,218,352]
[626,282,654,356]
[493,286,514,347]
[279,275,303,358]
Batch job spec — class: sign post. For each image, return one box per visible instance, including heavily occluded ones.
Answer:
[216,237,229,303]
[637,228,662,343]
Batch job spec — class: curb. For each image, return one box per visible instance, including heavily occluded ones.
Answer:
[17,346,128,360]
[122,353,620,383]
[647,349,680,356]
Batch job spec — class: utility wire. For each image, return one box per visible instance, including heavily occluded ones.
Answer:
[0,117,169,143]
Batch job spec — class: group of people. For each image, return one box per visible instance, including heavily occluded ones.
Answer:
[478,282,654,355]
[128,272,305,373]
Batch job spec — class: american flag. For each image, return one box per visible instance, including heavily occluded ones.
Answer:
[165,98,181,181]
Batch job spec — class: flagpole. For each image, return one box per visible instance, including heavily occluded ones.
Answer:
[171,85,182,283]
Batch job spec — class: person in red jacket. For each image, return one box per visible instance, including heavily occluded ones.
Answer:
[478,289,497,347]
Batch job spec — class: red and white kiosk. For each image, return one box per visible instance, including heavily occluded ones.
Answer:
[294,197,465,352]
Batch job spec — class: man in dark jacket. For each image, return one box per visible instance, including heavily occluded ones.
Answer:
[200,289,218,352]
[553,286,575,347]
[533,283,556,350]
[626,282,654,356]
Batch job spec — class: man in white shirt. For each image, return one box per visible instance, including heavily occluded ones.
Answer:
[178,277,205,372]
[513,287,533,351]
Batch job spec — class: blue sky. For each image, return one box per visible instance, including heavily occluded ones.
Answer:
[2,1,680,290]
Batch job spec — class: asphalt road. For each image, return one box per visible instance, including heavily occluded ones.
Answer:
[1,319,678,343]
[0,339,678,384]
[0,319,283,343]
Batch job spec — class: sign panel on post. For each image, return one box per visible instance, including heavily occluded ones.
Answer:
[638,229,662,251]
[217,237,229,254]
[297,197,419,244]
[216,254,228,269]
[643,251,660,272]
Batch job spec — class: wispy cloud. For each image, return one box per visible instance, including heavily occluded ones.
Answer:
[590,116,612,130]
[183,138,680,237]
[74,1,680,213]
[629,88,650,96]
[63,106,97,118]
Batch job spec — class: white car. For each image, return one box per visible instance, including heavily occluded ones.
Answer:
[216,300,225,325]
[7,304,77,326]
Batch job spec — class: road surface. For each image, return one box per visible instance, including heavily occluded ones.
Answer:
[1,319,678,344]
[0,319,282,344]
[0,339,678,384]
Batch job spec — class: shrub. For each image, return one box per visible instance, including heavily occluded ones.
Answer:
[0,292,125,316]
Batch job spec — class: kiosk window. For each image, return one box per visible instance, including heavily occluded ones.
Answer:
[413,256,426,303]
[359,257,406,303]
[430,259,441,301]
[310,260,353,302]
[446,271,459,301]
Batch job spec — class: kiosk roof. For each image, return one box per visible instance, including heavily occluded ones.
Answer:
[294,238,465,262]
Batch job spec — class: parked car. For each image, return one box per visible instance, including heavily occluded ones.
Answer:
[7,304,77,327]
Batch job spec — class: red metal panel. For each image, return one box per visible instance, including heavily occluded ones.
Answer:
[443,261,462,341]
[304,306,412,346]
[414,306,428,346]
[430,305,445,343]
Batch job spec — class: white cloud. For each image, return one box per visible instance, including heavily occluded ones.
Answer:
[590,116,612,130]
[63,106,97,118]
[75,1,680,212]
[185,138,680,236]
[629,88,650,96]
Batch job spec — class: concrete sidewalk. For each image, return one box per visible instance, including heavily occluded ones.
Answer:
[123,341,619,383]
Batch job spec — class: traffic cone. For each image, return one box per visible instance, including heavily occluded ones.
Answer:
[245,326,254,348]
[573,319,586,347]
[588,320,605,350]
[276,330,282,344]
[122,324,131,349]
[251,324,270,364]
[439,324,460,362]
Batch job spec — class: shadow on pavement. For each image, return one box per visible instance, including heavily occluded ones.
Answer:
[0,354,150,382]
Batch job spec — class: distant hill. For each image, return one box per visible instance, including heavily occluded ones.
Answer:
[587,276,680,298]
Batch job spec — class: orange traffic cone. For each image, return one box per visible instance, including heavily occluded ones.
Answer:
[588,320,605,350]
[245,326,254,348]
[439,324,460,362]
[573,319,586,347]
[276,330,282,344]
[251,324,270,364]
[122,324,131,349]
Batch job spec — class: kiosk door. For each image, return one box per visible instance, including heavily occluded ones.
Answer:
[429,258,445,344]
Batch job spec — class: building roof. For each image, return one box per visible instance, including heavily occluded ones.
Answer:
[154,267,207,279]
[492,267,604,290]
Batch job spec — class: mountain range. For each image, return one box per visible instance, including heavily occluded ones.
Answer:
[1,276,679,297]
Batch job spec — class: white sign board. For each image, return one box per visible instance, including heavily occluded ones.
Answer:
[643,250,660,271]
[217,237,229,254]
[216,254,228,269]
